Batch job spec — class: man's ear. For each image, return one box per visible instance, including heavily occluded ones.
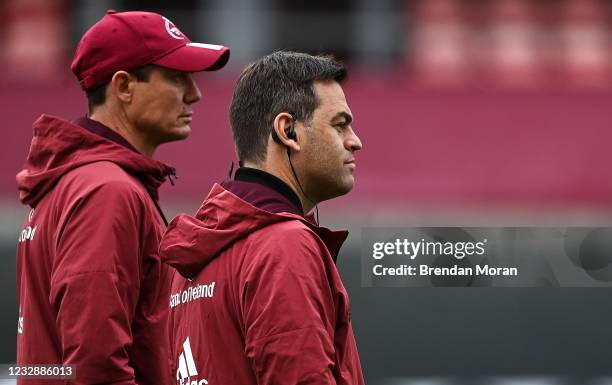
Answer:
[272,112,300,152]
[109,71,134,103]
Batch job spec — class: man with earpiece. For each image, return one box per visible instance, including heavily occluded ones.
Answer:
[159,51,365,385]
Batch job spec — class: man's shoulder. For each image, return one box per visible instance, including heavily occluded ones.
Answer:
[62,161,148,196]
[255,218,317,241]
[247,219,326,259]
[238,219,333,288]
[48,161,156,215]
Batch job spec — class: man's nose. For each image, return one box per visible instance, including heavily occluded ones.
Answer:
[185,76,202,104]
[346,127,362,152]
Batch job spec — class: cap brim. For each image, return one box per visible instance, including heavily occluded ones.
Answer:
[153,43,230,72]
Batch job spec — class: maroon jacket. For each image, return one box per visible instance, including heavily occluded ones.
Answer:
[159,172,365,385]
[16,115,174,385]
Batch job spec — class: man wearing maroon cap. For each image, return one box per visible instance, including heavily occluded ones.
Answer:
[15,10,229,385]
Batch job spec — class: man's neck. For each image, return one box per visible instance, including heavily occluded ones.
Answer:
[89,108,156,157]
[241,161,314,214]
[74,116,138,153]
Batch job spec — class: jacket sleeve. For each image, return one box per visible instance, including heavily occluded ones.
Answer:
[241,227,338,385]
[49,181,146,385]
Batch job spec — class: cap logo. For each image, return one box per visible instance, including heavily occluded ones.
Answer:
[163,16,184,40]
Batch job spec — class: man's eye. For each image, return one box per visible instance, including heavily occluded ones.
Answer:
[334,122,348,129]
[168,73,184,82]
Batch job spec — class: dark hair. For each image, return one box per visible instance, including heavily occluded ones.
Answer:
[86,65,155,113]
[229,51,347,164]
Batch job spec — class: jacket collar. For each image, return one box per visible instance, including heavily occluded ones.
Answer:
[234,167,303,212]
[218,173,348,262]
[220,167,304,216]
[17,114,174,206]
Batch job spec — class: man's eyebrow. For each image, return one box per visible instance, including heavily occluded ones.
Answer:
[331,111,353,124]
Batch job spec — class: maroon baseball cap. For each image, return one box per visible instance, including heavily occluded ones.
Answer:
[71,10,230,90]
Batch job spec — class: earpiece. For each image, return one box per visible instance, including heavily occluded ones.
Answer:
[286,116,297,141]
[271,112,297,145]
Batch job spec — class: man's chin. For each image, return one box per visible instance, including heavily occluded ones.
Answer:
[321,178,355,202]
[339,181,354,196]
[341,175,355,193]
[167,125,192,142]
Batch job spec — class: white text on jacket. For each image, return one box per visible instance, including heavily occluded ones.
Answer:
[170,282,215,308]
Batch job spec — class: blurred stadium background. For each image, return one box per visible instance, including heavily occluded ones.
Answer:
[2,0,612,384]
